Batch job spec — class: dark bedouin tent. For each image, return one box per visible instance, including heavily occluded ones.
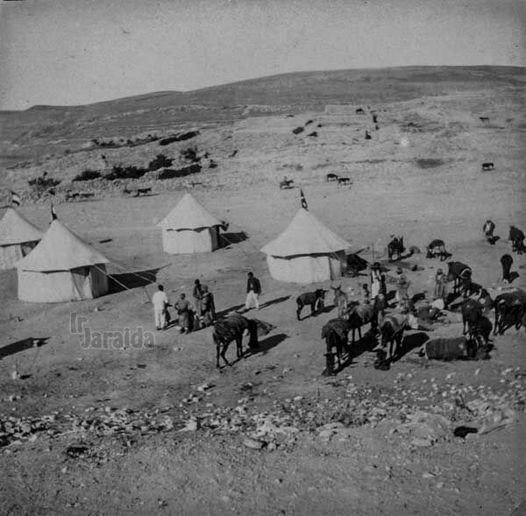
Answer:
[261,208,350,284]
[158,193,223,254]
[0,208,42,270]
[16,219,110,302]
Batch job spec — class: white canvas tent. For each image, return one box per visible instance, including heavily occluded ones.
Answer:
[261,208,350,284]
[0,208,42,270]
[158,193,223,254]
[16,219,110,302]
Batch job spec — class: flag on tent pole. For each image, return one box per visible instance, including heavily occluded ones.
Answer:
[51,204,58,221]
[300,189,308,210]
[10,191,20,207]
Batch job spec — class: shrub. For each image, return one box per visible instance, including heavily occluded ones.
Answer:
[105,164,147,180]
[158,164,201,180]
[148,154,173,171]
[73,169,102,181]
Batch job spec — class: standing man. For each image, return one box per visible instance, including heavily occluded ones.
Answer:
[174,293,192,333]
[201,285,216,327]
[395,267,410,305]
[192,279,203,316]
[245,272,261,311]
[500,254,513,284]
[152,284,169,330]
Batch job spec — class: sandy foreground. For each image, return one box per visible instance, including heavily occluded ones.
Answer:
[1,92,526,515]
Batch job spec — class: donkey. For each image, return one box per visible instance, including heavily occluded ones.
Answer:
[378,312,409,362]
[326,173,338,182]
[426,239,449,261]
[213,315,259,368]
[331,285,349,318]
[387,236,405,262]
[345,296,385,345]
[321,318,351,375]
[296,289,326,320]
[509,226,525,254]
[493,290,526,335]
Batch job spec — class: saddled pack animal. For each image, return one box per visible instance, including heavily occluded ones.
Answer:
[331,285,349,318]
[447,261,472,295]
[378,312,409,362]
[481,162,495,171]
[321,318,351,375]
[326,173,338,182]
[345,297,385,344]
[426,239,449,261]
[509,226,525,254]
[387,236,405,261]
[213,315,258,368]
[461,298,490,347]
[296,289,326,320]
[493,290,526,335]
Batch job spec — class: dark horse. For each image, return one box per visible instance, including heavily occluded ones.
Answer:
[321,318,351,375]
[296,289,326,320]
[461,298,486,347]
[493,290,526,335]
[387,236,405,262]
[345,296,386,344]
[447,261,472,296]
[426,239,449,261]
[378,312,409,363]
[213,314,259,368]
[509,226,525,254]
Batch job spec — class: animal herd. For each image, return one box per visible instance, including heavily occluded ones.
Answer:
[211,222,526,375]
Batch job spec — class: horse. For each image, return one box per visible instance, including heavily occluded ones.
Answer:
[387,236,405,261]
[321,318,351,375]
[509,226,525,254]
[426,239,449,261]
[447,261,472,295]
[326,173,338,182]
[481,162,495,171]
[461,298,483,342]
[331,285,349,318]
[279,179,294,190]
[296,289,326,320]
[378,312,409,363]
[493,290,526,335]
[337,177,352,186]
[213,315,259,368]
[345,296,385,345]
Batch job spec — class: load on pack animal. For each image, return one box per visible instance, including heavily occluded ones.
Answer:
[378,312,409,363]
[321,318,351,375]
[296,289,326,320]
[426,239,449,261]
[345,296,386,345]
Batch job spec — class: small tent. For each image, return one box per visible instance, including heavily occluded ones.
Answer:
[261,208,350,284]
[158,193,223,254]
[16,219,110,302]
[0,208,42,270]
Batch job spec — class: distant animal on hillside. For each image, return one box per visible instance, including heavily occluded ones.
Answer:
[213,315,259,368]
[493,290,526,335]
[321,318,351,374]
[481,162,494,171]
[447,261,472,295]
[426,239,449,261]
[365,130,372,140]
[509,226,525,254]
[337,177,352,186]
[279,179,294,190]
[326,173,338,182]
[479,116,490,123]
[296,289,326,321]
[355,108,365,115]
[65,191,79,201]
[331,284,348,318]
[387,236,405,261]
[135,187,152,196]
[78,192,95,200]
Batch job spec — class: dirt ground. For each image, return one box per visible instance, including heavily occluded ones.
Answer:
[1,88,526,515]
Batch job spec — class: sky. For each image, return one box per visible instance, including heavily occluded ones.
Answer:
[0,0,524,110]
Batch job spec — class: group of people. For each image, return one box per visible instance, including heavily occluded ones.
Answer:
[151,281,216,332]
[151,271,262,332]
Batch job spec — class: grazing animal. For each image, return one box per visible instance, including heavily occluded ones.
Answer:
[355,108,365,115]
[424,337,477,361]
[479,116,490,123]
[481,162,494,171]
[387,236,405,261]
[213,315,258,368]
[326,173,338,182]
[447,261,472,295]
[509,226,525,254]
[378,312,409,362]
[337,177,352,186]
[426,239,449,261]
[321,318,350,374]
[493,290,526,335]
[365,130,372,140]
[135,187,152,196]
[331,285,348,318]
[296,289,326,320]
[279,179,294,190]
[65,191,79,201]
